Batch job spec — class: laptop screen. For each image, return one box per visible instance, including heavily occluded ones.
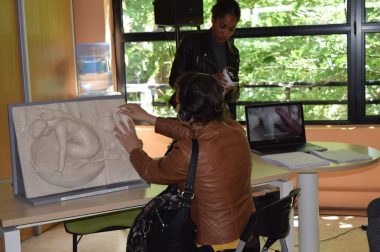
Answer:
[245,102,306,148]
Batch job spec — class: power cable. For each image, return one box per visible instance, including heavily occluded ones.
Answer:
[263,225,365,251]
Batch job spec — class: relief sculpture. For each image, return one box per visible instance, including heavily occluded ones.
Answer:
[11,98,141,198]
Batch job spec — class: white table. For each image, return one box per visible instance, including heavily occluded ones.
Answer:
[2,141,378,252]
[0,157,293,252]
[285,142,380,252]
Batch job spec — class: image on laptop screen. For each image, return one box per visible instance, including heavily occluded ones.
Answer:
[245,102,305,145]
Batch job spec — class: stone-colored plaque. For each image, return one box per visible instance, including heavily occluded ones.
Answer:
[9,96,141,199]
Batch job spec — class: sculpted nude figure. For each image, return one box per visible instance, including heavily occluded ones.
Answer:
[28,109,101,173]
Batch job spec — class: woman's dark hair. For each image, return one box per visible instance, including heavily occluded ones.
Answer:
[211,0,241,21]
[175,72,227,124]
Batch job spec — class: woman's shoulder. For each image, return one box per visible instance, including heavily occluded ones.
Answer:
[200,120,246,137]
[222,118,245,131]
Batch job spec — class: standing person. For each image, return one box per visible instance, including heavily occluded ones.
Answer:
[115,72,257,251]
[169,0,241,119]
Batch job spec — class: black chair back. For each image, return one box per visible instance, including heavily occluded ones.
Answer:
[237,188,300,252]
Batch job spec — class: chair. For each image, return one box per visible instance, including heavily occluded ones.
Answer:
[235,188,301,252]
[367,197,380,252]
[64,208,141,252]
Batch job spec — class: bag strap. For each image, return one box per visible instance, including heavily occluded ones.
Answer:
[164,140,177,156]
[181,139,199,200]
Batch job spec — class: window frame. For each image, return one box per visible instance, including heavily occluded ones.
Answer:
[112,0,380,125]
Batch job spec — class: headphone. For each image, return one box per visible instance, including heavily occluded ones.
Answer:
[177,83,191,122]
[177,74,198,122]
[178,73,217,122]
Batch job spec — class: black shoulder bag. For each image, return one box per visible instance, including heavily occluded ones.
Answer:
[126,139,199,252]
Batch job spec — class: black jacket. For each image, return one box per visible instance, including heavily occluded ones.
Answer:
[169,30,240,116]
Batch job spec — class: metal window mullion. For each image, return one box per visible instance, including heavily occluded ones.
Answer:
[352,0,365,122]
[112,0,127,100]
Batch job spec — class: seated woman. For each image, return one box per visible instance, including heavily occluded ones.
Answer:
[114,72,256,250]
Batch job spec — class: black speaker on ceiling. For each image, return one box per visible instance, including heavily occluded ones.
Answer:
[153,0,204,26]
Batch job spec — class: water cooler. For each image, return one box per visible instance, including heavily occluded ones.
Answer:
[76,43,113,95]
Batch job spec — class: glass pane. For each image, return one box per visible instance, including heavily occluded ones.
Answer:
[365,33,380,116]
[238,0,347,27]
[303,104,347,121]
[124,41,176,117]
[180,0,347,29]
[196,0,347,29]
[122,0,155,32]
[365,0,380,22]
[236,35,348,121]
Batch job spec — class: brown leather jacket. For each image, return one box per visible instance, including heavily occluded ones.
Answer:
[130,118,254,245]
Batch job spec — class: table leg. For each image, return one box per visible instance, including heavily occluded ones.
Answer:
[269,179,294,252]
[298,173,320,252]
[0,227,21,252]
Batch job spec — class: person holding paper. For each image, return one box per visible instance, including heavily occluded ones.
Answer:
[168,0,241,119]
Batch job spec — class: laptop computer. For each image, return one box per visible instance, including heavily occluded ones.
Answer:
[245,102,327,155]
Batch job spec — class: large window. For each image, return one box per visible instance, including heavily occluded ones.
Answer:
[113,0,380,124]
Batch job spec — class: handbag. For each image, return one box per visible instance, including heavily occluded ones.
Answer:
[126,139,199,252]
